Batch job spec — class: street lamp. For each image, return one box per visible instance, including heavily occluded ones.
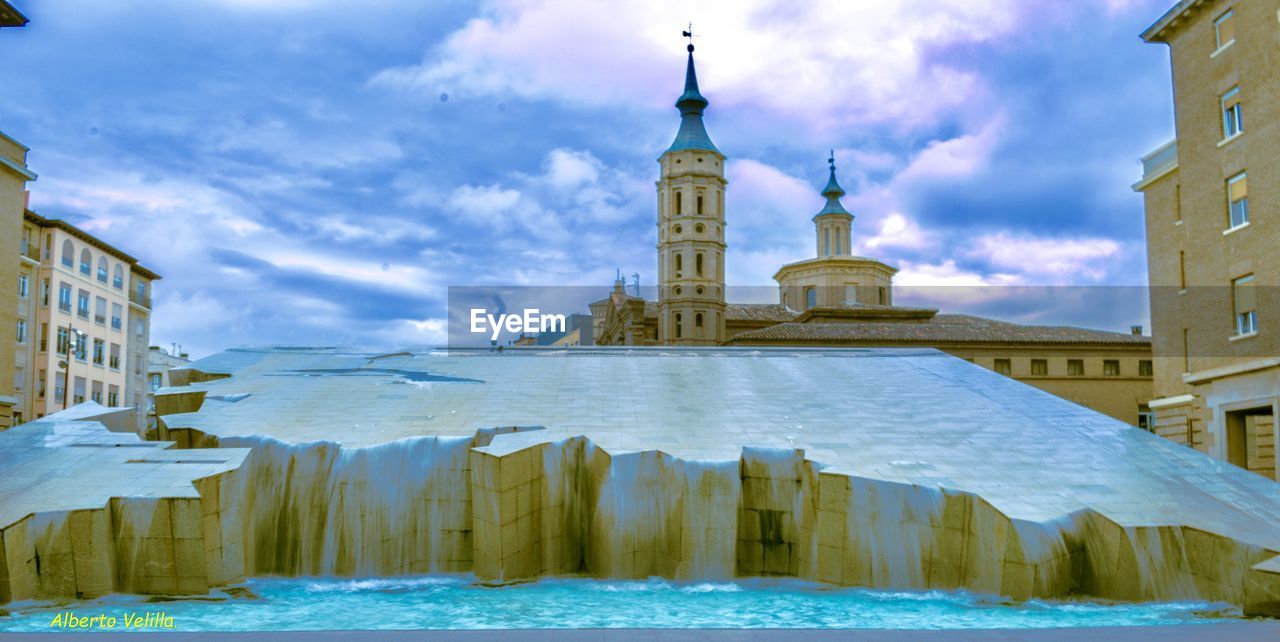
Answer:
[63,326,86,410]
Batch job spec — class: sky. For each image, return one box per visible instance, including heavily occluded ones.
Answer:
[0,0,1178,357]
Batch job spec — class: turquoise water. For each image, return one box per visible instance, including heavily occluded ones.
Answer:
[0,576,1242,632]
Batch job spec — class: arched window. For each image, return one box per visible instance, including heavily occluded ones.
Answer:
[61,240,74,268]
[79,248,92,275]
[695,313,704,338]
[675,191,683,215]
[695,253,703,276]
[783,292,789,308]
[674,313,683,339]
[878,287,887,306]
[805,287,816,310]
[97,257,108,283]
[112,264,124,289]
[674,253,682,276]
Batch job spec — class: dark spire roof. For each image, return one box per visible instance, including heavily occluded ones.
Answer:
[815,151,853,218]
[666,43,720,154]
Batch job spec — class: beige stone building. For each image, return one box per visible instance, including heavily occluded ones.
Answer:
[592,42,1153,426]
[1134,0,1278,480]
[1,133,36,429]
[12,210,159,433]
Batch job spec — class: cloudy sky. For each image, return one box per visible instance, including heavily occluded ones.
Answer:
[0,0,1176,356]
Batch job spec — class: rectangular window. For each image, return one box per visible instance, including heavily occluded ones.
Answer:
[40,278,49,306]
[16,319,26,344]
[37,370,46,399]
[1030,359,1048,376]
[38,323,47,352]
[108,384,119,407]
[1103,360,1120,376]
[94,296,107,326]
[56,326,69,355]
[74,334,87,361]
[696,191,704,215]
[1067,359,1084,376]
[1227,172,1248,228]
[54,376,65,403]
[1214,9,1235,50]
[109,343,121,370]
[150,373,162,392]
[58,283,72,313]
[111,303,123,330]
[17,274,28,298]
[1221,86,1243,138]
[73,376,86,404]
[77,290,90,319]
[91,380,103,404]
[1139,360,1153,377]
[994,359,1012,376]
[92,338,105,366]
[1233,274,1256,335]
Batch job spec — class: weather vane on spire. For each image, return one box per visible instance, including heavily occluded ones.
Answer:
[683,23,696,52]
[829,150,836,171]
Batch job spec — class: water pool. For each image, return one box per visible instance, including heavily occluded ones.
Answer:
[0,576,1242,632]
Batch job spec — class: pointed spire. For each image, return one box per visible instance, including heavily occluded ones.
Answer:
[666,29,719,154]
[816,151,853,217]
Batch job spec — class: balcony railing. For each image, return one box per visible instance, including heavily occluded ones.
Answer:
[129,290,152,308]
[77,308,90,319]
[79,263,91,276]
[97,269,108,283]
[95,314,106,326]
[58,302,72,314]
[111,317,122,330]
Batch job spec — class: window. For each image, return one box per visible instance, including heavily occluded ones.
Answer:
[92,338,105,366]
[695,253,703,276]
[696,192,704,215]
[37,370,46,399]
[90,380,103,404]
[18,274,28,298]
[60,239,74,268]
[805,287,816,310]
[675,191,682,215]
[1138,409,1155,433]
[1227,172,1248,228]
[824,229,831,256]
[56,326,69,355]
[73,333,87,361]
[1139,360,1153,377]
[77,290,90,319]
[994,359,1012,376]
[150,373,162,392]
[1221,86,1243,138]
[1067,359,1084,376]
[695,312,704,338]
[1233,274,1256,335]
[674,313,683,339]
[97,257,108,283]
[109,343,121,370]
[54,376,65,403]
[844,284,857,304]
[878,287,887,306]
[111,303,122,331]
[112,264,123,289]
[1031,359,1048,376]
[16,319,26,344]
[38,323,47,352]
[674,253,683,277]
[1214,9,1235,50]
[58,282,72,313]
[73,376,86,404]
[1103,360,1120,376]
[40,278,49,306]
[79,248,91,275]
[108,384,119,408]
[94,296,107,326]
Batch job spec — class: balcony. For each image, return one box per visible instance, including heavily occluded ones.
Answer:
[19,239,40,261]
[58,302,71,314]
[77,308,90,320]
[129,290,152,309]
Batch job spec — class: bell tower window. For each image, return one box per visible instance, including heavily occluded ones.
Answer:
[697,192,704,215]
[695,313,704,338]
[675,191,683,215]
[675,253,683,277]
[674,313,683,339]
[696,253,704,276]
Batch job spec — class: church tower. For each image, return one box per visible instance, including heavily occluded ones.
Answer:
[657,36,726,345]
[814,153,854,258]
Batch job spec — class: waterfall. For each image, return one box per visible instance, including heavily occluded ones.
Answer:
[216,434,473,577]
[844,478,943,589]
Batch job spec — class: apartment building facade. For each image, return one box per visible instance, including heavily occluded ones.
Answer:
[13,210,159,433]
[1135,0,1277,479]
[1,132,36,429]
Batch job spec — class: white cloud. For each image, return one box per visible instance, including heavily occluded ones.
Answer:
[862,212,931,252]
[969,233,1122,282]
[371,0,1034,132]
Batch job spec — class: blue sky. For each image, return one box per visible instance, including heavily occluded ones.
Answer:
[0,0,1177,356]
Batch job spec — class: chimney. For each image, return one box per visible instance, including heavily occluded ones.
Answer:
[1130,325,1143,336]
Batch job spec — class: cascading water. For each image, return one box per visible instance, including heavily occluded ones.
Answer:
[216,434,473,577]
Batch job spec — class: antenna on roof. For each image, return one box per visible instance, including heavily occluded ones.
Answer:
[631,273,640,297]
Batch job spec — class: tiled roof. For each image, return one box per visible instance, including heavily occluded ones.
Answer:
[726,314,1150,346]
[641,302,797,323]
